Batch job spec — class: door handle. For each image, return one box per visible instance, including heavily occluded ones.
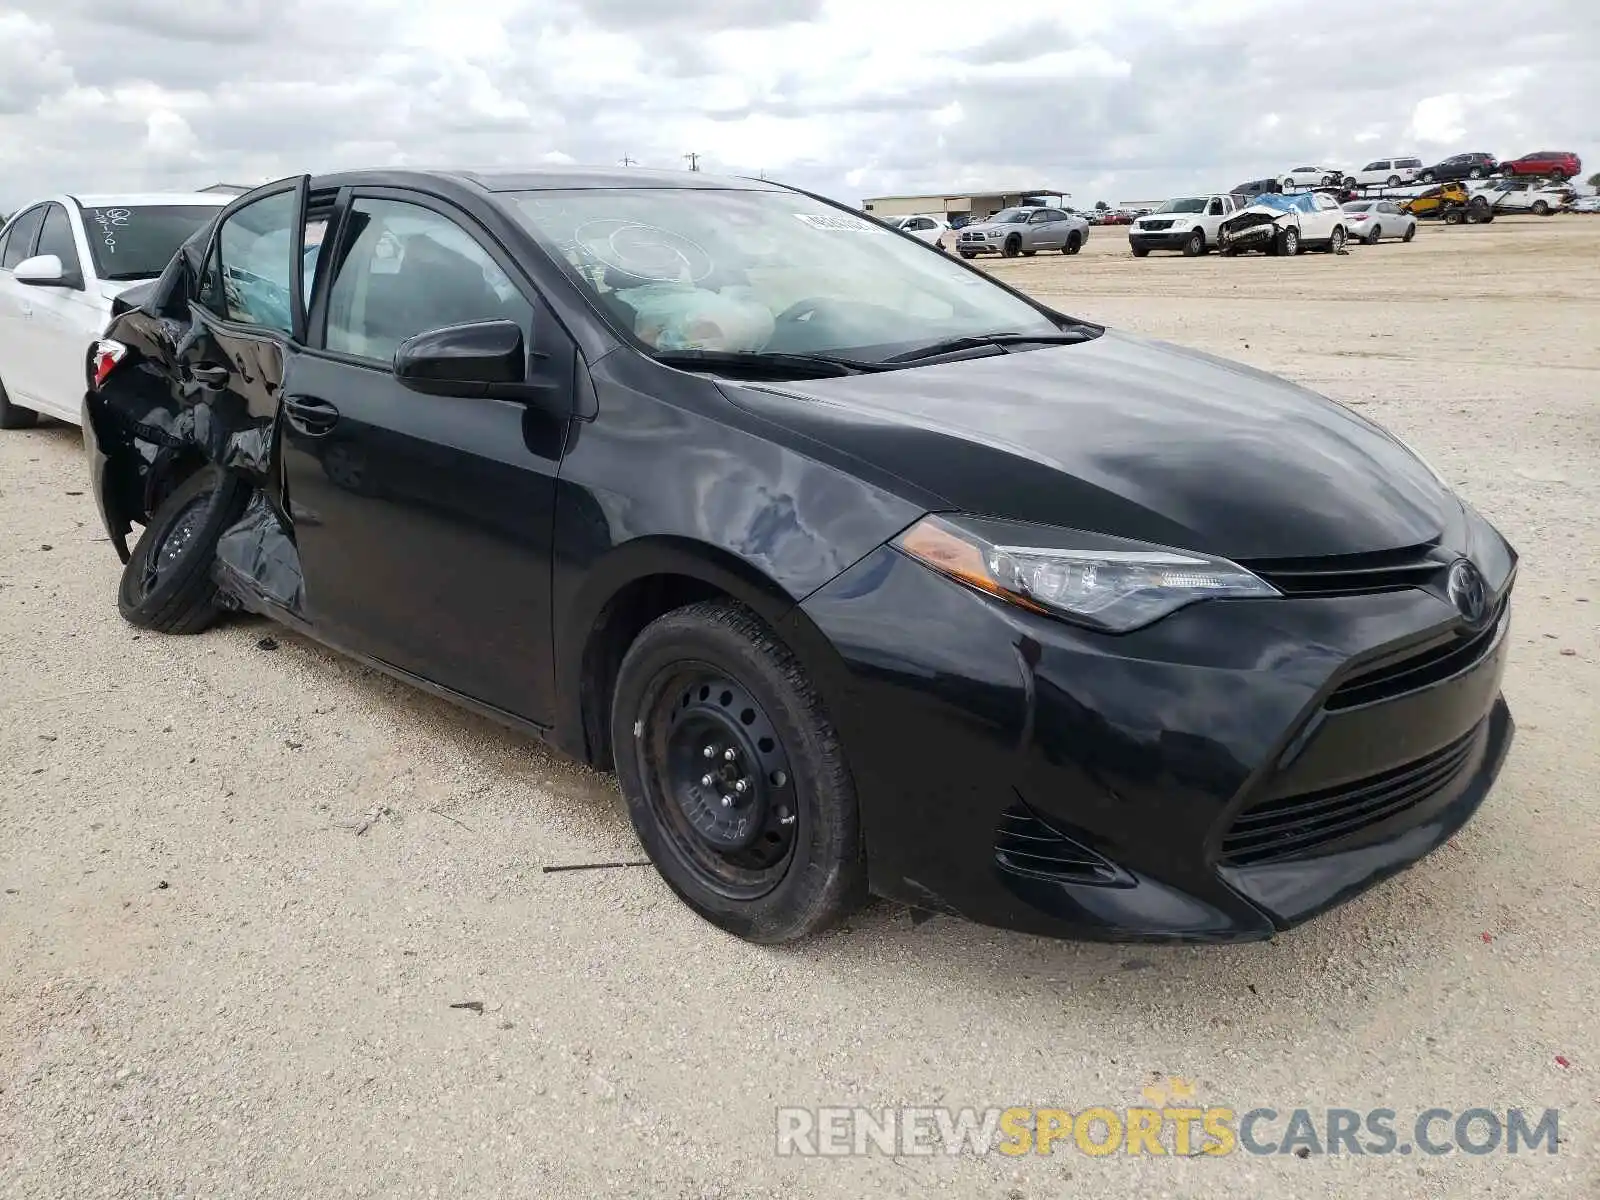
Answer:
[283,395,340,436]
[189,362,230,388]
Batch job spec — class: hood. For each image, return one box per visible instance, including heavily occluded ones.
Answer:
[97,278,149,303]
[720,330,1454,561]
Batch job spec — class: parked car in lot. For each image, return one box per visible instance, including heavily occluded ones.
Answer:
[1280,165,1343,188]
[1128,194,1241,256]
[1403,183,1495,225]
[1570,195,1600,214]
[956,205,1089,257]
[1219,191,1349,255]
[1483,179,1573,216]
[83,166,1518,945]
[1497,151,1581,182]
[1340,200,1418,244]
[1230,178,1283,202]
[890,214,951,246]
[1419,153,1498,183]
[0,192,228,428]
[1342,158,1424,188]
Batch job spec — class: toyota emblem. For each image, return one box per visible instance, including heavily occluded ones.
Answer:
[1447,559,1489,625]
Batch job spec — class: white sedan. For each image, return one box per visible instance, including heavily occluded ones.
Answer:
[1279,164,1344,188]
[891,214,951,247]
[0,192,228,428]
[1339,200,1418,244]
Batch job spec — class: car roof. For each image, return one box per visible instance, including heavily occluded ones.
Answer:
[69,192,233,208]
[307,165,788,194]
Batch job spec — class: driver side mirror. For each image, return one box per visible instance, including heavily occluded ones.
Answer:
[394,319,536,400]
[13,253,81,290]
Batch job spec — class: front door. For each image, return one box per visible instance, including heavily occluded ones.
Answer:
[280,191,574,725]
[25,203,100,420]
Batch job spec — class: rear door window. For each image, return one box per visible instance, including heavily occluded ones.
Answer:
[1,207,45,269]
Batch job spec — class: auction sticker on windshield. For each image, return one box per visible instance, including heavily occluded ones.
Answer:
[794,213,874,232]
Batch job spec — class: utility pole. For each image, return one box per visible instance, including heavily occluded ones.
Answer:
[684,152,701,172]
[619,156,636,166]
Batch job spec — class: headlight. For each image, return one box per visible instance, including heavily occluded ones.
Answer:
[894,515,1279,632]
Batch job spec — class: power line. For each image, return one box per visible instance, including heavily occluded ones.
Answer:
[683,152,701,172]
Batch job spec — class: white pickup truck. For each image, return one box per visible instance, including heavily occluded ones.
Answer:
[1128,194,1241,256]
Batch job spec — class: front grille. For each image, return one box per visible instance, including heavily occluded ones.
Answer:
[994,803,1124,885]
[1222,725,1481,866]
[1245,542,1442,597]
[1141,219,1175,231]
[1327,602,1505,710]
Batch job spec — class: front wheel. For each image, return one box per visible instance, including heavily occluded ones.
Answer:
[1420,170,1435,183]
[1469,166,1484,179]
[1182,230,1205,257]
[611,600,866,944]
[1279,227,1300,255]
[1403,223,1416,242]
[117,465,251,634]
[1002,236,1021,258]
[1328,226,1346,254]
[1532,200,1550,216]
[0,375,38,430]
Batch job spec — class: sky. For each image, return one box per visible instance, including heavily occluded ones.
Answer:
[1,0,1597,213]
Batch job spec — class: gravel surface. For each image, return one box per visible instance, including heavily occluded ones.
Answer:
[2,215,1596,1198]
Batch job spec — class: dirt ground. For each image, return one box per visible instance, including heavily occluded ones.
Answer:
[2,215,1596,1199]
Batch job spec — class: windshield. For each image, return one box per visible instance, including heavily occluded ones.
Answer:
[988,208,1031,224]
[1156,198,1207,214]
[81,205,222,281]
[508,188,1064,362]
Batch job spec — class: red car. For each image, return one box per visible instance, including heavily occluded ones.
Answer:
[1499,151,1583,182]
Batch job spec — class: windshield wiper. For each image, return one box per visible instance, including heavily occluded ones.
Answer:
[882,329,1097,364]
[652,349,885,378]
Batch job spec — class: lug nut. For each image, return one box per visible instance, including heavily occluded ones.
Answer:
[721,794,734,808]
[734,779,749,795]
[703,745,718,759]
[701,773,715,787]
[724,748,737,761]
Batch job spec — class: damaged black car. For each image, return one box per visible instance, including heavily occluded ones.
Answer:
[84,168,1516,944]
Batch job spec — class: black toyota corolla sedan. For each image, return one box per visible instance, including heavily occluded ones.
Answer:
[82,167,1516,944]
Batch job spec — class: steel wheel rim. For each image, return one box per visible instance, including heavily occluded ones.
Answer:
[140,493,209,596]
[638,664,798,899]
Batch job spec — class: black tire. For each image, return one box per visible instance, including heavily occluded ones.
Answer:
[117,465,251,634]
[1278,227,1300,255]
[1064,232,1082,254]
[1366,224,1383,245]
[1420,170,1435,183]
[1181,230,1205,257]
[1328,226,1346,254]
[959,251,976,259]
[0,374,39,430]
[1532,200,1550,216]
[1403,223,1416,242]
[1130,245,1150,257]
[1443,207,1464,225]
[1548,169,1566,183]
[611,600,865,943]
[1002,236,1021,258]
[1469,166,1484,179]
[1021,248,1036,257]
[1387,175,1401,188]
[1343,176,1358,188]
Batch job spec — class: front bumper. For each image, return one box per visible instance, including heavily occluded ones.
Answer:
[956,237,1006,255]
[796,512,1517,942]
[1129,230,1197,251]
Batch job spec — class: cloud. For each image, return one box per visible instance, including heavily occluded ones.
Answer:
[0,0,1596,212]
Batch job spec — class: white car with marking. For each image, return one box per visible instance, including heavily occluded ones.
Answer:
[1339,200,1418,244]
[1280,164,1344,188]
[0,192,228,428]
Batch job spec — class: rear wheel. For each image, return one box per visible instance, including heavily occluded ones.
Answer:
[0,375,39,430]
[1182,230,1205,257]
[1328,226,1347,254]
[1469,166,1484,179]
[1064,232,1082,254]
[1548,169,1566,183]
[611,600,865,943]
[1443,207,1464,225]
[1403,222,1416,242]
[1386,175,1401,187]
[1532,200,1550,216]
[117,465,251,634]
[1366,224,1383,245]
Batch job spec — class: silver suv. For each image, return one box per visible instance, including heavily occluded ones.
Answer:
[956,206,1090,258]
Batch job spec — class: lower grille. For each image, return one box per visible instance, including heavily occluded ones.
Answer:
[995,803,1125,886]
[1327,602,1506,710]
[1222,725,1481,866]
